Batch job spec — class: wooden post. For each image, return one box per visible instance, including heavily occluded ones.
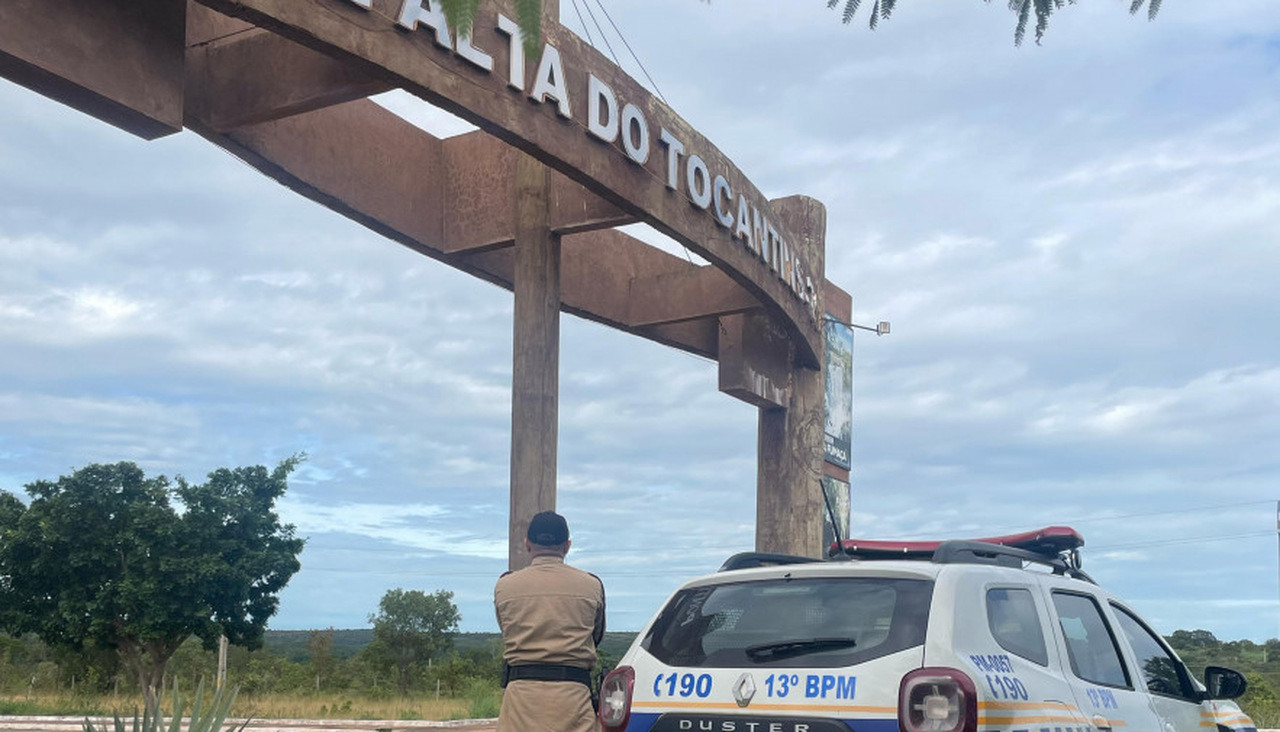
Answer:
[508,152,560,570]
[754,196,828,557]
[217,635,228,691]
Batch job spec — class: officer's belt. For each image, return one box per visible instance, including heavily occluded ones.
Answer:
[504,664,592,687]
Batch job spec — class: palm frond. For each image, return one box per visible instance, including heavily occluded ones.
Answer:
[1033,0,1051,44]
[842,0,863,25]
[441,0,539,53]
[460,0,485,39]
[515,0,542,56]
[1010,0,1030,46]
[436,0,483,41]
[1130,0,1163,20]
[838,0,1142,46]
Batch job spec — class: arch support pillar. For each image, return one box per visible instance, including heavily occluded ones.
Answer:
[508,152,561,571]
[754,196,827,558]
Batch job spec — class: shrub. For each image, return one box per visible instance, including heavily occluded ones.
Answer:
[83,680,248,732]
[461,678,500,720]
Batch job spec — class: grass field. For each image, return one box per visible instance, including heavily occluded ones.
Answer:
[0,690,497,722]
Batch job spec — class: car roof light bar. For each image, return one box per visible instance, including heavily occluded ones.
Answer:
[931,540,1096,584]
[719,527,1092,580]
[834,526,1083,559]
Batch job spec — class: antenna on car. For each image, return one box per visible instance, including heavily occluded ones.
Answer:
[820,479,848,560]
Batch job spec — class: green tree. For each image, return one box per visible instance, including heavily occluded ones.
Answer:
[308,627,336,691]
[0,459,305,712]
[368,588,461,696]
[1169,629,1222,650]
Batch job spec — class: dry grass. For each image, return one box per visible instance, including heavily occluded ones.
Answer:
[0,692,474,722]
[234,694,472,721]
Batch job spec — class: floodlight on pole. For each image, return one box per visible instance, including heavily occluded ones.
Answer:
[851,321,891,336]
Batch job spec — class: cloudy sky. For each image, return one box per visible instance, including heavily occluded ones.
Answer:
[2,0,1279,643]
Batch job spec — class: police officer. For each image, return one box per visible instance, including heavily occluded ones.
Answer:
[495,511,605,732]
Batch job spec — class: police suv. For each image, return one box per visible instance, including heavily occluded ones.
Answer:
[597,527,1255,732]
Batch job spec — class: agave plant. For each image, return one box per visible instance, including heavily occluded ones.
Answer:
[84,680,249,732]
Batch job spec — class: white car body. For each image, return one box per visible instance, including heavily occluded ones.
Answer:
[598,528,1255,732]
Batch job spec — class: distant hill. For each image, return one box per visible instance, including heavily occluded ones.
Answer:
[264,629,638,663]
[263,628,373,662]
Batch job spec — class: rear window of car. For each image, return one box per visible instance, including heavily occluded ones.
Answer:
[640,576,933,668]
[987,587,1049,666]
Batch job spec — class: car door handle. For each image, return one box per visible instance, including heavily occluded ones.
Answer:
[1091,715,1113,731]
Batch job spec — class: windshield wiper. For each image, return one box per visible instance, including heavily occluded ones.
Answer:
[744,637,858,661]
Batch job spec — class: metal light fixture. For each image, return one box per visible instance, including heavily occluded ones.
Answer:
[851,320,891,336]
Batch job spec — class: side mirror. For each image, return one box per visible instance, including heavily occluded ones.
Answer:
[1204,666,1247,700]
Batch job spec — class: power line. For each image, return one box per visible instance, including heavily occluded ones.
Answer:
[296,500,1278,572]
[591,0,666,104]
[1091,530,1275,552]
[301,529,1278,579]
[868,499,1276,541]
[300,542,745,559]
[301,565,714,578]
[1050,499,1274,528]
[578,0,620,69]
[301,499,1274,558]
[569,0,595,47]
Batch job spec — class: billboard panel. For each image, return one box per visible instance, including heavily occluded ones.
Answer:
[823,318,853,469]
[821,475,851,550]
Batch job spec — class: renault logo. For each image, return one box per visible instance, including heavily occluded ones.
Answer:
[731,672,756,707]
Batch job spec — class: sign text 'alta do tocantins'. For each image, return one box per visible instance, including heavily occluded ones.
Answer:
[342,0,820,323]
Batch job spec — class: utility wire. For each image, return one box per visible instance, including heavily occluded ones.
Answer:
[302,541,739,557]
[302,527,1275,578]
[302,500,1275,557]
[298,501,1279,566]
[303,566,724,578]
[592,0,667,104]
[1045,499,1273,528]
[869,499,1276,541]
[569,0,595,47]
[579,0,621,69]
[1092,530,1275,552]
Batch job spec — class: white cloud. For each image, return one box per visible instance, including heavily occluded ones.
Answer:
[281,495,505,560]
[3,0,1280,640]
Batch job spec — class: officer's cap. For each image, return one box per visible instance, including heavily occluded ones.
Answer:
[527,510,569,546]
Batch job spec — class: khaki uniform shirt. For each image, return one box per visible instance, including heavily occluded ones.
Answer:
[495,554,605,732]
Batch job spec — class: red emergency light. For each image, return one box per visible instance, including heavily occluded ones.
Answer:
[832,525,1083,560]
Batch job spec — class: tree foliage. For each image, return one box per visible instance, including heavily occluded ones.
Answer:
[439,0,541,55]
[367,589,461,696]
[1166,629,1280,725]
[0,458,305,711]
[307,628,336,690]
[436,0,1164,52]
[1169,628,1222,650]
[827,0,1164,46]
